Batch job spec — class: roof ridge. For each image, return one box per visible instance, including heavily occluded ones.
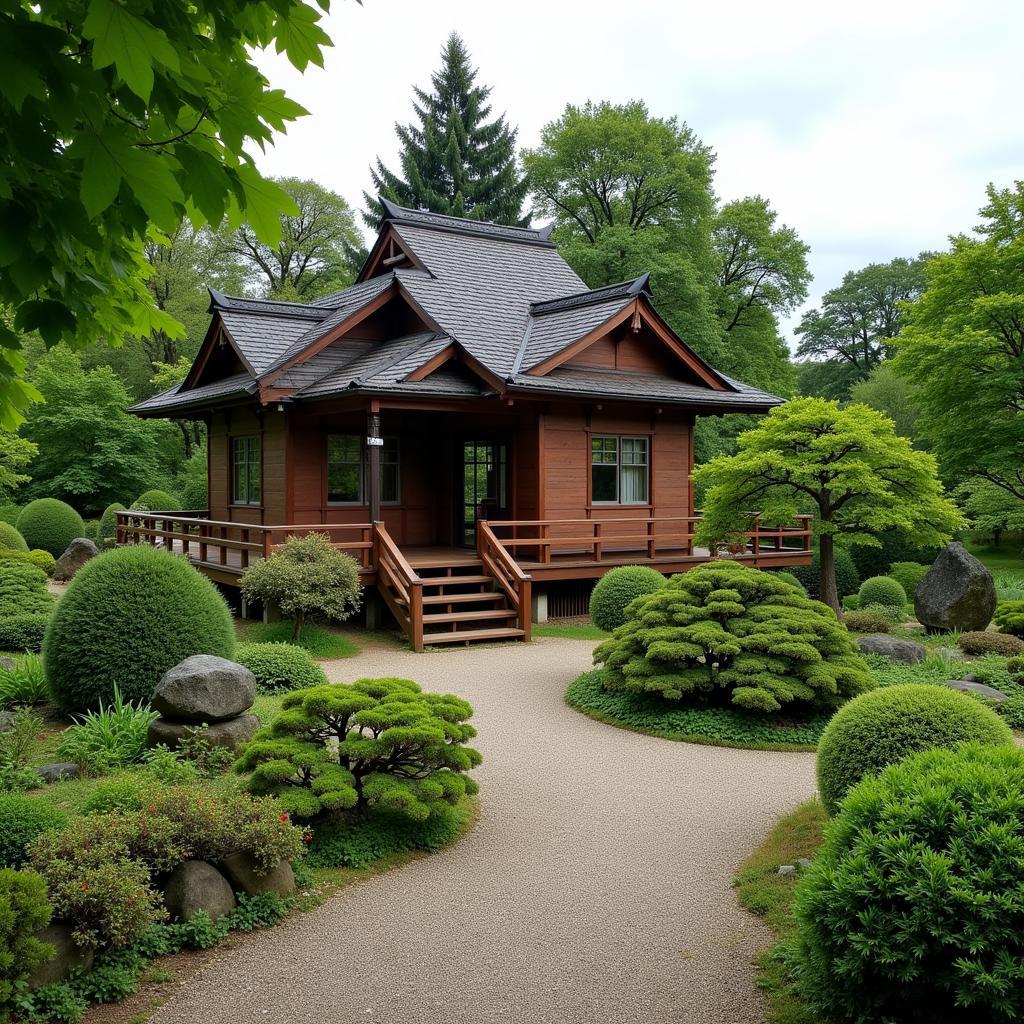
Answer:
[380,197,556,249]
[529,274,651,315]
[208,289,330,320]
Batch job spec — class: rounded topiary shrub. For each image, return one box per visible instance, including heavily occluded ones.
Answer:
[235,642,328,694]
[589,565,666,632]
[887,560,929,600]
[0,522,27,552]
[0,504,20,527]
[790,547,860,600]
[793,743,1024,1023]
[771,570,806,595]
[43,546,235,710]
[131,489,181,512]
[0,868,55,1002]
[98,502,126,546]
[816,683,1013,815]
[0,795,67,868]
[0,549,57,576]
[995,600,1024,638]
[958,630,1024,657]
[0,613,51,654]
[857,575,906,610]
[841,609,895,634]
[593,562,874,714]
[0,562,55,617]
[16,499,84,557]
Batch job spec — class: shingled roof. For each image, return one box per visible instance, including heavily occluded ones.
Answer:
[133,203,782,416]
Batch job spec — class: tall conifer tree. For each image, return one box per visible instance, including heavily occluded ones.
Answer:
[364,34,528,227]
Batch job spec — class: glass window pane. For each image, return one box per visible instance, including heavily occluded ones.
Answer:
[592,436,618,464]
[381,463,399,503]
[327,434,362,503]
[592,464,617,502]
[621,464,648,503]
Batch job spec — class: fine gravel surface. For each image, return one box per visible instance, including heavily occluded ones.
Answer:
[151,637,817,1024]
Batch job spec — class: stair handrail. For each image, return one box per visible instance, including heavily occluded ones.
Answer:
[371,522,425,651]
[477,521,532,641]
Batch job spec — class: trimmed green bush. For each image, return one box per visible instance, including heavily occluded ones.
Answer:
[16,499,85,558]
[588,565,666,632]
[0,522,26,552]
[235,642,327,694]
[771,570,807,595]
[816,684,1013,815]
[841,609,895,633]
[131,489,181,512]
[0,504,20,527]
[0,561,55,617]
[888,560,929,599]
[0,613,51,654]
[790,547,860,599]
[98,502,126,546]
[0,868,54,1011]
[0,548,57,576]
[43,546,235,710]
[848,531,940,581]
[995,600,1024,638]
[593,562,874,714]
[793,743,1024,1022]
[958,630,1024,657]
[0,795,68,868]
[857,575,906,610]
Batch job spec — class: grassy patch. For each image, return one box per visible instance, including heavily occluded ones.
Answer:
[235,621,360,660]
[734,800,826,1024]
[533,622,608,640]
[565,669,826,751]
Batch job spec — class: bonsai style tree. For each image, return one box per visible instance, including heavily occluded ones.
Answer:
[694,398,963,612]
[239,532,362,640]
[593,562,874,714]
[236,678,482,821]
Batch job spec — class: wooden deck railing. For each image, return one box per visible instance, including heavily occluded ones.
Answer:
[371,522,424,651]
[477,521,532,642]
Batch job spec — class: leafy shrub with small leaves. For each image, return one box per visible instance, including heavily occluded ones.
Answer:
[995,600,1024,638]
[792,743,1024,1023]
[0,548,57,575]
[997,695,1024,730]
[226,891,290,932]
[44,545,235,710]
[1008,656,1024,680]
[0,614,51,654]
[0,868,54,1013]
[16,499,85,558]
[81,776,151,815]
[0,522,26,552]
[0,654,49,707]
[15,981,87,1024]
[958,630,1024,657]
[240,532,362,640]
[840,593,859,611]
[841,609,896,634]
[771,570,807,595]
[0,795,67,868]
[790,547,860,600]
[848,531,939,581]
[131,490,181,512]
[0,707,45,793]
[588,565,666,632]
[237,678,482,822]
[0,504,19,528]
[57,687,158,773]
[235,642,327,694]
[593,562,874,714]
[816,683,1013,815]
[97,503,125,547]
[174,725,236,777]
[888,560,929,599]
[857,575,907,610]
[0,561,55,617]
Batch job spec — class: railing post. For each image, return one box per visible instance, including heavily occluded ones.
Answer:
[199,522,208,563]
[541,523,550,564]
[520,577,532,642]
[751,515,761,563]
[263,529,273,561]
[409,580,424,653]
[219,525,228,566]
[593,522,602,562]
[647,518,656,559]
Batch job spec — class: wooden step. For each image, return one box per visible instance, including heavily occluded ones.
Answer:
[422,592,505,606]
[420,574,493,588]
[415,560,483,573]
[423,608,518,625]
[424,626,526,645]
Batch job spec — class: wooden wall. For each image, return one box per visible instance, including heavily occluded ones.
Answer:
[208,407,287,524]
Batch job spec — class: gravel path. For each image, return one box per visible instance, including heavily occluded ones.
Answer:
[152,638,817,1024]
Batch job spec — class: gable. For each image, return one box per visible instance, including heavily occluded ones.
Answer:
[358,225,427,281]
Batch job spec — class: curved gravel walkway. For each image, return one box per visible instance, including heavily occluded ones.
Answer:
[152,638,816,1024]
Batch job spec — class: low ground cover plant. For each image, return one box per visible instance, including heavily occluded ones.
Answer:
[588,565,666,632]
[0,707,46,792]
[841,608,897,633]
[958,630,1024,657]
[0,654,49,708]
[16,499,84,558]
[235,642,327,694]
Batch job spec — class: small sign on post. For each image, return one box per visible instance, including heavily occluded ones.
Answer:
[366,436,384,447]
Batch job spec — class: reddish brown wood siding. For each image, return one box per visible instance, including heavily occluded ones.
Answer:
[565,325,678,376]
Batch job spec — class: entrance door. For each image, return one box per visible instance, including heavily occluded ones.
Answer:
[460,441,509,546]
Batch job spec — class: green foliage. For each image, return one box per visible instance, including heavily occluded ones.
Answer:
[841,609,895,634]
[792,743,1024,1022]
[588,565,666,632]
[97,502,125,546]
[0,563,54,650]
[0,654,49,707]
[958,630,1024,657]
[15,498,84,557]
[366,33,527,227]
[815,684,1012,815]
[172,726,235,778]
[790,547,860,600]
[0,523,26,552]
[307,803,471,869]
[695,398,963,609]
[0,868,54,1016]
[226,891,289,932]
[0,707,45,793]
[995,600,1024,637]
[239,532,362,641]
[847,362,922,438]
[0,795,67,868]
[0,433,36,503]
[593,563,874,714]
[996,694,1024,729]
[174,447,208,511]
[57,687,159,773]
[0,614,50,655]
[848,530,939,581]
[0,505,19,528]
[0,548,56,575]
[771,571,806,595]
[237,678,481,822]
[888,561,929,599]
[0,0,330,428]
[857,575,906,609]
[955,477,1024,544]
[565,669,828,750]
[15,981,87,1023]
[131,489,180,512]
[235,642,327,695]
[238,621,359,659]
[44,545,234,710]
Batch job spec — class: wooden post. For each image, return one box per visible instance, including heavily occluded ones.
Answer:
[409,580,424,653]
[593,522,602,562]
[367,408,382,525]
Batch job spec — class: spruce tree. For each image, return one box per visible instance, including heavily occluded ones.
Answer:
[364,33,528,227]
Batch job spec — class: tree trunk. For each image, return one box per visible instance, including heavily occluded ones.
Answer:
[819,533,841,614]
[292,612,304,641]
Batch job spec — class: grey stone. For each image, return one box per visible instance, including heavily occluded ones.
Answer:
[932,647,964,662]
[0,711,15,733]
[776,865,796,876]
[152,655,256,722]
[37,762,79,783]
[220,851,295,897]
[53,538,99,582]
[0,656,13,672]
[855,634,927,664]
[29,921,94,988]
[945,679,1010,702]
[915,542,997,633]
[796,858,813,869]
[148,713,259,752]
[162,861,236,923]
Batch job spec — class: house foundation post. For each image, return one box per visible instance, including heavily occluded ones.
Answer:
[531,587,548,624]
[367,405,382,524]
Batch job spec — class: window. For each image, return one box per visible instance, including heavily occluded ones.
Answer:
[327,434,400,504]
[591,435,649,504]
[231,436,261,505]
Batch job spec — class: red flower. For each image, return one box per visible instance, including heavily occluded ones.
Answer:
[80,883,89,891]
[302,833,313,843]
[279,813,289,823]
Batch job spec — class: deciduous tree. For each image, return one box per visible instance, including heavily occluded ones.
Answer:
[0,433,36,503]
[847,363,921,440]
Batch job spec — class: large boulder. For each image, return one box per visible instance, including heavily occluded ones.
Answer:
[152,655,256,723]
[915,543,996,633]
[855,634,927,664]
[148,713,260,752]
[29,921,94,987]
[37,762,79,783]
[52,538,99,583]
[946,679,1010,702]
[162,860,236,922]
[220,851,295,897]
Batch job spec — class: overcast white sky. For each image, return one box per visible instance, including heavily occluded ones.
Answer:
[254,0,1024,346]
